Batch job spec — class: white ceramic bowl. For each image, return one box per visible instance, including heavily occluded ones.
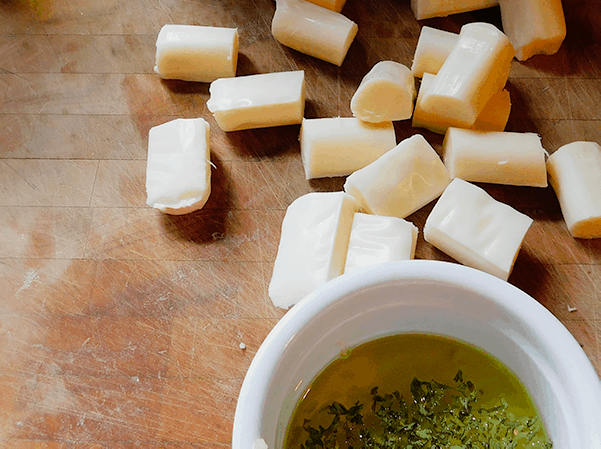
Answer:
[233,260,601,449]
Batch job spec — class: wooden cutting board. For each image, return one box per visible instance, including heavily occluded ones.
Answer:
[0,0,599,445]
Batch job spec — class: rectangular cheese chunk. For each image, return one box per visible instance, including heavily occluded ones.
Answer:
[343,213,418,274]
[300,117,396,179]
[424,178,533,281]
[306,0,347,12]
[206,70,305,132]
[344,134,451,219]
[351,61,416,123]
[146,118,211,215]
[498,0,566,61]
[411,0,498,20]
[547,141,601,239]
[411,26,458,78]
[443,128,548,187]
[420,22,514,128]
[268,192,361,309]
[272,0,358,66]
[413,73,511,134]
[154,24,238,82]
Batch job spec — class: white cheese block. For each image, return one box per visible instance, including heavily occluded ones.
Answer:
[154,24,238,83]
[271,0,358,66]
[411,26,458,78]
[300,117,397,179]
[146,118,211,215]
[413,73,511,134]
[547,141,601,239]
[344,134,451,219]
[350,61,416,123]
[268,192,361,309]
[206,70,305,132]
[420,22,514,128]
[443,128,548,187]
[424,178,533,281]
[498,0,566,61]
[306,0,347,12]
[411,0,498,20]
[343,213,418,274]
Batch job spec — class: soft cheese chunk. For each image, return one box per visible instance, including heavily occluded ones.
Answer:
[420,23,514,128]
[306,0,347,12]
[424,178,533,281]
[350,61,416,123]
[300,117,396,179]
[146,118,211,215]
[154,25,238,83]
[443,128,548,187]
[411,0,498,20]
[207,70,305,132]
[344,134,451,219]
[498,0,566,61]
[343,213,418,274]
[271,0,358,66]
[411,26,458,78]
[268,192,361,308]
[547,141,601,239]
[413,73,511,134]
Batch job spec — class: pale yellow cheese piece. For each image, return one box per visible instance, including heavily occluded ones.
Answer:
[413,73,511,134]
[411,26,458,78]
[424,178,533,281]
[351,61,416,123]
[344,134,451,219]
[547,141,601,239]
[146,118,211,215]
[498,0,566,61]
[443,128,548,187]
[268,192,361,308]
[343,213,418,274]
[300,117,396,179]
[420,22,514,128]
[411,0,498,20]
[154,24,238,83]
[305,0,347,12]
[271,0,358,66]
[206,70,305,132]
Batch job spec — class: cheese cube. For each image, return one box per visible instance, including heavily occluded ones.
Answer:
[206,70,305,132]
[411,0,498,20]
[424,178,533,281]
[350,61,416,123]
[154,25,238,83]
[146,118,211,215]
[268,192,361,308]
[547,141,601,239]
[306,0,347,12]
[344,134,451,219]
[498,0,566,61]
[411,26,458,78]
[413,73,511,134]
[420,23,514,128]
[443,128,548,187]
[343,213,418,274]
[300,117,396,179]
[271,0,358,66]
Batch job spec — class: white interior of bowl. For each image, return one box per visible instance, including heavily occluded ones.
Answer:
[233,260,601,449]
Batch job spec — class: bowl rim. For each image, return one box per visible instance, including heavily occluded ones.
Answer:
[233,260,601,448]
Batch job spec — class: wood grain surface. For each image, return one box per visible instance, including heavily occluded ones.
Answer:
[1,0,600,446]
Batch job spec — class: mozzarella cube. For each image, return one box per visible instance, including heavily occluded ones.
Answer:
[424,178,533,281]
[344,134,451,219]
[411,26,458,78]
[411,0,498,20]
[305,0,347,12]
[154,25,238,83]
[207,70,305,132]
[344,213,418,274]
[146,118,211,215]
[547,141,601,239]
[443,128,548,187]
[300,117,396,179]
[268,192,361,308]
